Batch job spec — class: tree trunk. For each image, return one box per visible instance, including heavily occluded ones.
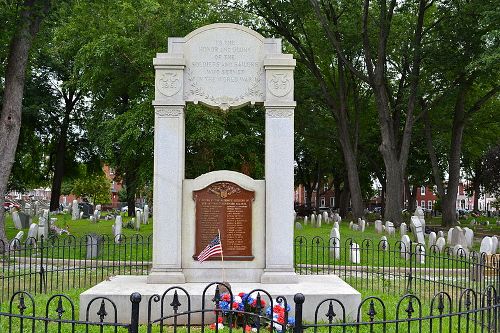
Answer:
[339,175,350,218]
[441,85,468,226]
[50,102,73,211]
[0,0,49,243]
[382,151,404,225]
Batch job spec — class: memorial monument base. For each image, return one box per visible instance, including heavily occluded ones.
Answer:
[80,275,361,324]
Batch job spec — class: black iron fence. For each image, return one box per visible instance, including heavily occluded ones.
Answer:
[295,236,500,304]
[0,282,498,332]
[1,234,152,302]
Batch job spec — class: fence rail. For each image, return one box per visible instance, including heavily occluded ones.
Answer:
[1,282,498,332]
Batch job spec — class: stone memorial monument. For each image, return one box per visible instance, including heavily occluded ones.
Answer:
[81,23,359,323]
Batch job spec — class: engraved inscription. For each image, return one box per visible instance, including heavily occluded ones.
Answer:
[184,29,265,109]
[194,181,254,260]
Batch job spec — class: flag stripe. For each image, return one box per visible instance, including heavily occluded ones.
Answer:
[197,234,223,262]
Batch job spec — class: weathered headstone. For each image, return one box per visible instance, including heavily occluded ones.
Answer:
[311,214,316,227]
[350,243,360,264]
[359,219,366,232]
[10,231,24,249]
[18,212,31,228]
[322,212,329,224]
[27,223,38,246]
[416,245,425,264]
[330,228,340,259]
[401,235,411,259]
[316,214,322,228]
[415,206,425,228]
[374,220,383,234]
[143,205,150,224]
[349,221,353,230]
[72,200,79,220]
[400,222,407,237]
[447,228,453,244]
[438,230,444,238]
[453,244,467,257]
[38,209,49,240]
[295,222,303,230]
[12,211,22,230]
[410,216,425,245]
[135,210,142,230]
[112,215,123,243]
[479,237,493,255]
[86,234,102,259]
[95,204,102,211]
[463,228,474,249]
[385,221,395,235]
[451,226,467,248]
[429,232,437,248]
[436,237,446,253]
[491,236,498,254]
[333,221,339,230]
[304,216,308,225]
[380,236,388,251]
[333,213,341,223]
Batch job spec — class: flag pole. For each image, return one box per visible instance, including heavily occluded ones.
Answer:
[218,229,226,283]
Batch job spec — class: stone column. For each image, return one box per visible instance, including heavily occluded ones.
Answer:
[148,53,186,283]
[261,55,298,284]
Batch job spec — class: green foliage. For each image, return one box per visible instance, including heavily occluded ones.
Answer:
[68,165,111,205]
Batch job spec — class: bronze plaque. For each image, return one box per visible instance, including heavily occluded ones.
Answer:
[193,181,254,261]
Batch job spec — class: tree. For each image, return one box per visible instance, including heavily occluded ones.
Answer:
[71,170,111,206]
[482,145,500,198]
[237,0,369,220]
[422,0,499,226]
[0,0,50,243]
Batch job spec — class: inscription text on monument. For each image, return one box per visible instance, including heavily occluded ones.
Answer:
[193,181,254,260]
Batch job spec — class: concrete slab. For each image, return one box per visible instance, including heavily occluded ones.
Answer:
[80,275,361,325]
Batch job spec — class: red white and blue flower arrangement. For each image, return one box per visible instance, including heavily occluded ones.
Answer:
[210,292,295,331]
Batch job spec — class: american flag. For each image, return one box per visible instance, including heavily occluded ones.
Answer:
[197,234,223,262]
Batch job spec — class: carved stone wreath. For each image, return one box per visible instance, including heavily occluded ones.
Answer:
[184,67,264,111]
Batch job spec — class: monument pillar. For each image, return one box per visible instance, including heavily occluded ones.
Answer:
[148,54,186,283]
[261,54,298,284]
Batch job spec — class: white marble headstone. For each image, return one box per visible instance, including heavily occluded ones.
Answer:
[436,237,446,253]
[480,237,493,255]
[12,211,22,230]
[350,243,360,264]
[71,200,79,220]
[401,235,411,259]
[400,222,407,237]
[463,228,474,249]
[374,220,383,234]
[429,232,437,247]
[359,219,366,232]
[143,205,149,224]
[491,236,498,254]
[330,228,340,259]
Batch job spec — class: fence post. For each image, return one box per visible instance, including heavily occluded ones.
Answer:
[294,293,305,333]
[129,292,142,333]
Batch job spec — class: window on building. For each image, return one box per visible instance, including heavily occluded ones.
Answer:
[320,197,325,206]
[330,197,335,207]
[420,186,426,195]
[323,183,329,192]
[428,201,432,210]
[421,200,425,208]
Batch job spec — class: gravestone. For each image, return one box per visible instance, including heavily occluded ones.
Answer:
[451,226,467,248]
[479,237,493,255]
[349,221,353,229]
[304,216,308,225]
[316,214,322,228]
[295,222,303,230]
[447,228,453,244]
[135,210,142,231]
[143,205,149,224]
[463,228,474,249]
[438,230,444,238]
[27,223,38,246]
[112,216,123,243]
[333,221,339,230]
[359,219,366,232]
[330,228,340,259]
[416,246,425,264]
[401,235,411,260]
[385,221,395,235]
[380,236,388,251]
[311,214,316,227]
[10,231,24,249]
[12,211,22,230]
[350,243,360,264]
[491,236,498,254]
[18,212,31,228]
[86,234,102,259]
[400,222,407,237]
[38,209,49,240]
[415,207,425,228]
[374,220,383,234]
[322,212,328,224]
[429,232,437,248]
[333,213,341,223]
[95,204,102,211]
[410,216,425,245]
[436,237,446,253]
[72,200,79,220]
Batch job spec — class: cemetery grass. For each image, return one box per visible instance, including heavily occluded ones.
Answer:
[0,287,487,333]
